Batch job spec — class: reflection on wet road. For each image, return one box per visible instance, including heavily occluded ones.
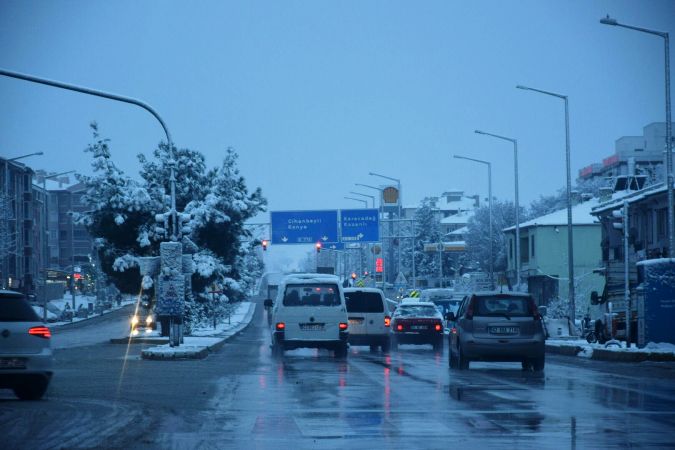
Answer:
[174,301,675,449]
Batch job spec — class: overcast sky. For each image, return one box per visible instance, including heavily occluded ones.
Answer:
[2,1,674,222]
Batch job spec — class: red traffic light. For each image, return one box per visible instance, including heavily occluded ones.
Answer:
[262,240,268,251]
[315,242,322,253]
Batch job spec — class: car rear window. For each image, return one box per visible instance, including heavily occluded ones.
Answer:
[395,305,438,317]
[282,284,341,307]
[345,291,384,313]
[0,293,40,322]
[474,295,532,317]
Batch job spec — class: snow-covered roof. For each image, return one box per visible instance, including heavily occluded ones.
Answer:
[440,211,474,225]
[504,198,600,232]
[448,226,468,236]
[592,183,668,214]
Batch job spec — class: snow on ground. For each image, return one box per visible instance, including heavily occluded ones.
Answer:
[191,302,252,337]
[33,294,136,327]
[547,338,675,358]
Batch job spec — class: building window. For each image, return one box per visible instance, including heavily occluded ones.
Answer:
[531,235,535,258]
[509,238,513,261]
[657,208,667,239]
[520,237,529,264]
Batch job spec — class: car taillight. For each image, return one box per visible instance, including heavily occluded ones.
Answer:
[434,323,442,332]
[396,323,404,332]
[275,322,285,331]
[29,326,51,339]
[465,296,475,320]
[339,322,348,331]
[384,316,391,327]
[528,298,542,320]
[451,327,457,334]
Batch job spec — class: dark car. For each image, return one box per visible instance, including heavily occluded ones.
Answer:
[0,290,53,400]
[448,292,545,371]
[390,302,444,351]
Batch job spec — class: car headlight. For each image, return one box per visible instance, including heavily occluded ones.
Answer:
[131,316,139,325]
[146,316,153,324]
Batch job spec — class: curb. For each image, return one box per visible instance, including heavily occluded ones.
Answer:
[545,344,582,357]
[141,302,257,360]
[110,337,169,344]
[546,343,675,362]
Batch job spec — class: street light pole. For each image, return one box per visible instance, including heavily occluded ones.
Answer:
[516,84,576,322]
[0,68,179,240]
[356,183,387,288]
[600,15,673,257]
[349,191,375,208]
[344,196,368,207]
[454,155,494,289]
[475,130,521,289]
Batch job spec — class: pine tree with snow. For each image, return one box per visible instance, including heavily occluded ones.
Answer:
[465,199,517,274]
[76,125,266,331]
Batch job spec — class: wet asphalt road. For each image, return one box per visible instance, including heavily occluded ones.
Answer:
[1,297,675,449]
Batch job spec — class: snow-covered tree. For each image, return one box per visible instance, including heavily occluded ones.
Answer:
[410,198,441,278]
[465,200,517,274]
[76,124,266,330]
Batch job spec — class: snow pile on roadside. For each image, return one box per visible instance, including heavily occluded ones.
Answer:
[144,337,222,355]
[191,302,252,337]
[547,338,675,356]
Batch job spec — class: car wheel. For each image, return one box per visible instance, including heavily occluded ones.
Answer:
[449,347,457,368]
[271,343,284,359]
[14,378,49,401]
[334,344,348,359]
[457,344,469,370]
[532,356,545,372]
[381,338,391,353]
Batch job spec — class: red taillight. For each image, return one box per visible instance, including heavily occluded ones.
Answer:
[275,322,285,331]
[396,323,404,332]
[384,316,391,327]
[465,296,475,320]
[339,322,348,331]
[451,327,457,334]
[434,323,442,332]
[29,326,51,339]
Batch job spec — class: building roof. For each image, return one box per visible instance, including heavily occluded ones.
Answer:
[440,211,474,225]
[591,182,668,214]
[448,226,468,236]
[504,198,600,232]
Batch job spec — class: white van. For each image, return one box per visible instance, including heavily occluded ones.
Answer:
[343,288,391,352]
[265,274,349,358]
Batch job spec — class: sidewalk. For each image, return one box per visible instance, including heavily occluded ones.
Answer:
[546,339,675,362]
[33,294,136,328]
[141,301,257,360]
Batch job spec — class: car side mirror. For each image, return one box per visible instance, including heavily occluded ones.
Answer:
[590,291,599,305]
[264,298,273,309]
[445,312,456,322]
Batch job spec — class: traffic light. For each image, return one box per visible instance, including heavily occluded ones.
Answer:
[351,272,357,280]
[315,242,322,253]
[261,239,268,251]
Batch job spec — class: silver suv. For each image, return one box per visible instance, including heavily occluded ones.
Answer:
[448,292,545,371]
[0,290,53,399]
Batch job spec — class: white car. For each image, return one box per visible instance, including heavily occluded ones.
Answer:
[265,274,349,358]
[344,288,391,352]
[0,290,53,400]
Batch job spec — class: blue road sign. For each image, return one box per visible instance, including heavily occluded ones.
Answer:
[271,210,339,244]
[341,209,379,243]
[323,242,345,250]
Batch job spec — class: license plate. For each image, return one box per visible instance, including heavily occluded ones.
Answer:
[489,326,519,335]
[300,323,325,331]
[0,357,26,369]
[348,318,364,325]
[410,325,427,330]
